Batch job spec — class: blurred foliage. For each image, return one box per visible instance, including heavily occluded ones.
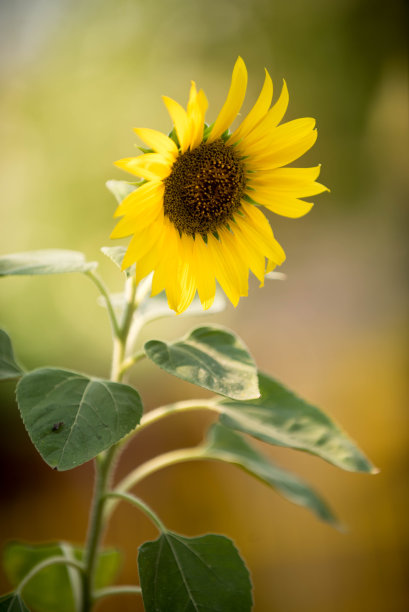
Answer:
[1,0,408,610]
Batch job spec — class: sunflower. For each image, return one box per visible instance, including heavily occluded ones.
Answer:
[111,57,328,313]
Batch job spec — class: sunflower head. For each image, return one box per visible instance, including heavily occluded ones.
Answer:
[111,57,328,314]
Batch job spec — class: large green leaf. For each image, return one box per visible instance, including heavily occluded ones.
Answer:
[0,250,97,276]
[218,372,377,473]
[16,369,143,470]
[0,593,30,612]
[3,542,120,612]
[145,326,259,400]
[0,330,23,381]
[204,423,339,526]
[138,532,252,612]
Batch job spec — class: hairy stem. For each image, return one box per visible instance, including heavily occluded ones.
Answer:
[80,276,137,612]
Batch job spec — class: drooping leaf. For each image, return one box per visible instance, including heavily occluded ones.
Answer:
[0,250,97,276]
[0,593,30,612]
[16,369,143,470]
[3,542,121,612]
[0,330,23,381]
[100,247,134,277]
[106,180,137,203]
[217,372,377,473]
[145,326,259,400]
[204,423,339,526]
[138,532,252,612]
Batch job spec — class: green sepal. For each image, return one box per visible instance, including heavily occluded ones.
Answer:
[0,330,23,381]
[217,372,378,473]
[204,423,340,527]
[0,251,97,276]
[2,542,121,612]
[105,180,137,204]
[167,128,180,148]
[16,368,143,470]
[138,532,252,612]
[144,325,260,400]
[0,592,30,611]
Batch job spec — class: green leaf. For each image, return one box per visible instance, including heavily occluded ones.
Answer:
[0,593,30,612]
[218,372,377,473]
[0,330,23,381]
[16,369,143,470]
[100,246,134,277]
[3,542,120,612]
[204,423,339,526]
[144,325,259,400]
[0,250,97,276]
[106,180,137,203]
[138,532,252,612]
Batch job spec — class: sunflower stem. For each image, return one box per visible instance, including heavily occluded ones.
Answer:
[80,275,138,612]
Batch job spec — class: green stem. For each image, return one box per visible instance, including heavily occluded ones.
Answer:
[105,491,166,532]
[16,557,84,596]
[107,447,207,518]
[85,270,120,338]
[93,585,142,600]
[80,276,138,612]
[138,399,220,433]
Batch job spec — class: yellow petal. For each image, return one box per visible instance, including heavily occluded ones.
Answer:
[114,181,164,218]
[121,213,165,269]
[111,192,163,238]
[238,204,286,265]
[249,192,314,218]
[207,57,248,143]
[228,68,273,145]
[206,230,247,307]
[192,236,216,310]
[114,157,166,181]
[248,165,323,190]
[133,127,178,160]
[162,95,190,153]
[231,221,266,284]
[238,80,289,152]
[245,121,318,170]
[187,82,208,150]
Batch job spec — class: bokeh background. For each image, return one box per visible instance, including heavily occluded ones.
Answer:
[1,0,408,610]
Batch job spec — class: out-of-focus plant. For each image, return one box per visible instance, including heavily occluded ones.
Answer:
[0,59,376,612]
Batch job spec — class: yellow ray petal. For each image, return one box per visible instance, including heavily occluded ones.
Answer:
[228,68,273,145]
[114,155,171,180]
[121,213,165,269]
[174,234,197,314]
[248,165,323,190]
[187,82,208,150]
[133,127,178,160]
[162,95,190,153]
[245,123,318,171]
[248,192,314,218]
[114,181,164,218]
[238,204,286,265]
[110,193,163,238]
[207,57,248,143]
[151,221,180,297]
[192,236,216,310]
[238,80,289,152]
[134,232,166,284]
[231,221,266,284]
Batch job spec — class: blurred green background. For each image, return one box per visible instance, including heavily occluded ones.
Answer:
[1,0,408,610]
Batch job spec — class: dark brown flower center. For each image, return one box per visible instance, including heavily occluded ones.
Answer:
[163,140,246,236]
